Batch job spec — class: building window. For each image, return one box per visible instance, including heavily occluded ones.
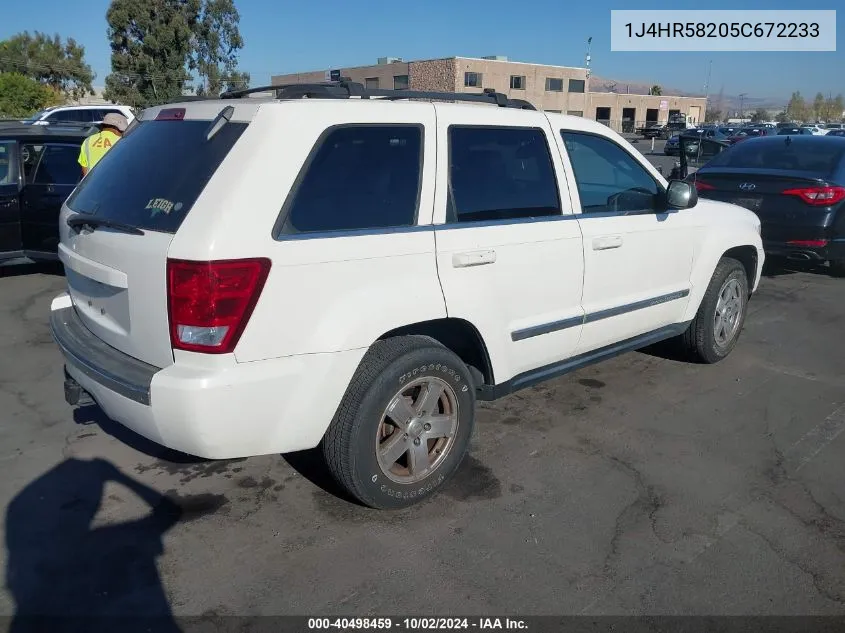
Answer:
[464,72,483,88]
[510,75,525,90]
[546,110,561,113]
[567,110,584,117]
[447,126,561,224]
[393,75,409,90]
[568,79,585,93]
[545,78,563,92]
[365,77,379,89]
[278,125,423,235]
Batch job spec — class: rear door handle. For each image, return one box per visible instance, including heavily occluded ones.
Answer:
[452,249,496,268]
[592,235,623,251]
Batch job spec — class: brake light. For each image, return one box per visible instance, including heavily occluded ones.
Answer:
[787,239,829,247]
[167,258,271,354]
[156,108,186,121]
[781,186,845,206]
[694,179,716,191]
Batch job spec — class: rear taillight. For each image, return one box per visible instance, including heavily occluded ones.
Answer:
[156,108,186,121]
[787,239,829,248]
[167,258,271,354]
[694,179,716,192]
[781,186,845,206]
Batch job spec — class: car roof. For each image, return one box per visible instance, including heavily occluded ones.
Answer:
[0,124,93,141]
[734,134,845,146]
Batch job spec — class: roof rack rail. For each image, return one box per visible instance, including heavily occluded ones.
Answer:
[219,81,537,110]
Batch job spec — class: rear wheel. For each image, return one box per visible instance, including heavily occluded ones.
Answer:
[322,336,476,509]
[682,257,749,363]
[829,259,845,278]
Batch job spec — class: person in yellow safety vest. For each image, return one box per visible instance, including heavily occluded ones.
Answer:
[78,113,129,177]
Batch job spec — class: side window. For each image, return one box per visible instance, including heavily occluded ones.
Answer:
[278,125,422,235]
[47,109,89,123]
[20,144,46,183]
[447,126,561,223]
[31,144,81,185]
[561,131,660,214]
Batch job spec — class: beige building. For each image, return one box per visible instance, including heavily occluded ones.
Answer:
[271,55,707,132]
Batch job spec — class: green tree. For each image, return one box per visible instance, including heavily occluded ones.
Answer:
[832,94,844,122]
[104,0,249,107]
[0,72,62,118]
[649,85,662,96]
[812,92,825,121]
[104,0,199,108]
[775,110,789,123]
[786,91,806,122]
[191,0,249,96]
[750,108,768,123]
[0,31,94,101]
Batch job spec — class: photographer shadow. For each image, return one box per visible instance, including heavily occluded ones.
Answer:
[5,458,183,633]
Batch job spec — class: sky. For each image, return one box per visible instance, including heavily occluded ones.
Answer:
[2,0,843,104]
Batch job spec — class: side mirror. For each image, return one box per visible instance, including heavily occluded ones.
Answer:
[666,180,698,209]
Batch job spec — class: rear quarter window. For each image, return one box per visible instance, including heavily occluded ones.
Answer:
[66,119,248,233]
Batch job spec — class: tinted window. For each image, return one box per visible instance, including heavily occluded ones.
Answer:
[562,131,660,214]
[32,144,81,185]
[96,109,123,121]
[0,141,14,185]
[568,79,585,93]
[448,126,560,223]
[545,78,563,92]
[278,125,422,235]
[66,119,248,233]
[704,139,845,176]
[47,109,91,123]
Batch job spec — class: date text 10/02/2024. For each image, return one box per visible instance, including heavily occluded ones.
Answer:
[307,618,529,630]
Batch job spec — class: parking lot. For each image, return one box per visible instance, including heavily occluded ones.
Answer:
[1,249,844,618]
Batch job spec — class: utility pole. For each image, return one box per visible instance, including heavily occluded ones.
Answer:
[739,93,747,121]
[703,59,712,100]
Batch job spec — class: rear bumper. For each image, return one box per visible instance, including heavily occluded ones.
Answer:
[763,238,845,263]
[50,294,366,459]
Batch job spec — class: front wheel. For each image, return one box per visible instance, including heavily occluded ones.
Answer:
[682,257,750,363]
[322,336,476,509]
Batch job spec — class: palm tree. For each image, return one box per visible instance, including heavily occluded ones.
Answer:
[649,85,663,96]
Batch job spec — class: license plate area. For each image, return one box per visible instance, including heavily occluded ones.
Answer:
[732,196,762,212]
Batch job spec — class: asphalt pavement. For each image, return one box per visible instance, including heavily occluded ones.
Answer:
[1,226,844,619]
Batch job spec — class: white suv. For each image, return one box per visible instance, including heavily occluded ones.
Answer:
[50,84,764,509]
[26,104,136,126]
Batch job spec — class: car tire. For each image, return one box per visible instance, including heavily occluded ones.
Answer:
[322,335,476,510]
[682,257,750,364]
[829,260,845,278]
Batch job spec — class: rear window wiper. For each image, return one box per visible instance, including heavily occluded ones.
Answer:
[67,215,145,236]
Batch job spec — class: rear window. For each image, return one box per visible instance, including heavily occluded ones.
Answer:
[66,119,248,233]
[705,140,845,176]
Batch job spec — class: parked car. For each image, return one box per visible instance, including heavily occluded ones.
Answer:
[50,83,764,509]
[689,135,845,274]
[25,105,135,127]
[825,129,845,137]
[1,123,92,267]
[727,127,774,145]
[801,125,826,136]
[777,126,815,136]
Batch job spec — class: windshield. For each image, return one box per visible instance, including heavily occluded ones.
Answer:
[24,110,50,122]
[66,118,249,233]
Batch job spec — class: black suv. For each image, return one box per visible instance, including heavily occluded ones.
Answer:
[0,124,93,267]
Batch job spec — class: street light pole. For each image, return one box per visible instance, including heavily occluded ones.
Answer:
[739,93,747,121]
